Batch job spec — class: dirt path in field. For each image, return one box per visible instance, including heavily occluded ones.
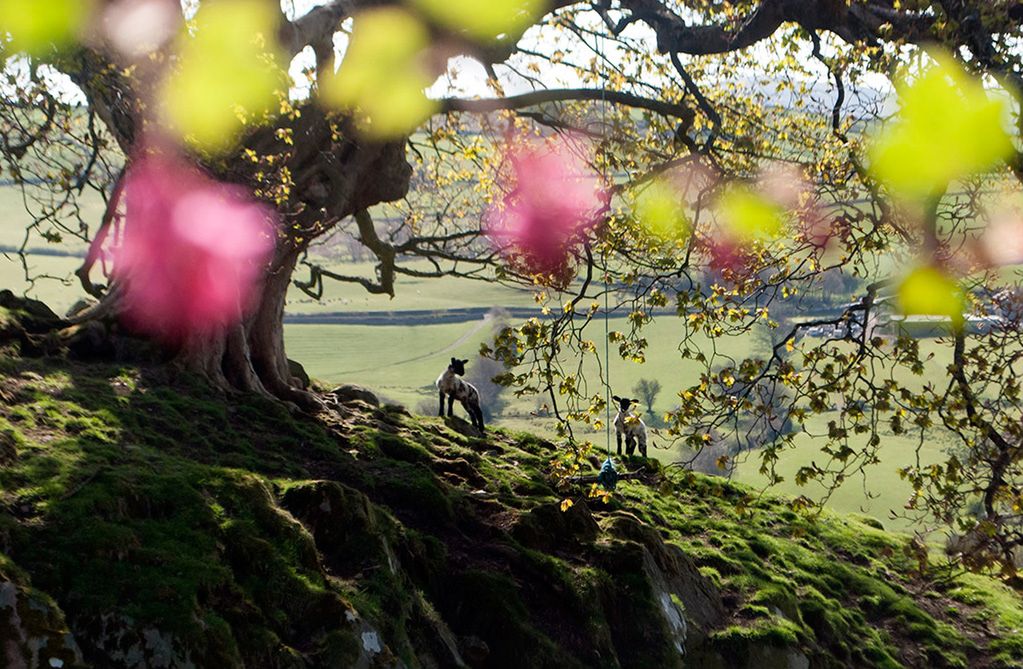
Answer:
[333,315,491,375]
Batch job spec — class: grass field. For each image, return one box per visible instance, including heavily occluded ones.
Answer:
[0,253,82,314]
[730,413,954,534]
[287,263,539,313]
[0,183,100,251]
[285,320,491,407]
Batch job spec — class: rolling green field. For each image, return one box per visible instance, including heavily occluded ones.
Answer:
[0,253,82,314]
[731,414,953,534]
[285,320,489,406]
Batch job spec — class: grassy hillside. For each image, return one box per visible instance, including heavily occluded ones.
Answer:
[0,240,981,541]
[0,243,989,541]
[1,303,1022,668]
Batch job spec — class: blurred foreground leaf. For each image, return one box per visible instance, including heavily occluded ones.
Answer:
[0,0,92,56]
[896,265,965,327]
[159,0,285,154]
[322,8,437,140]
[412,0,541,42]
[718,186,784,242]
[632,178,691,244]
[870,53,1013,198]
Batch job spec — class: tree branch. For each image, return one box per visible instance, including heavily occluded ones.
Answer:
[619,0,934,55]
[75,169,126,298]
[279,0,352,61]
[440,88,694,122]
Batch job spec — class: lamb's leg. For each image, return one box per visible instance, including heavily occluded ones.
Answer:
[438,391,445,417]
[639,434,647,458]
[626,434,636,456]
[464,401,483,432]
[447,395,455,417]
[616,432,623,456]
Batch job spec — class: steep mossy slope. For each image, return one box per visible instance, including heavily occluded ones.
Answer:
[1,345,1021,667]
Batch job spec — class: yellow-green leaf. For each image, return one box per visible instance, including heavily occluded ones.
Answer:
[0,0,92,56]
[412,0,541,42]
[869,53,1013,198]
[632,178,691,243]
[896,266,965,327]
[322,8,438,140]
[159,0,285,154]
[718,186,784,242]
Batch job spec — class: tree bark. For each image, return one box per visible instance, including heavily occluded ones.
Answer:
[166,115,412,406]
[247,247,305,402]
[66,43,414,405]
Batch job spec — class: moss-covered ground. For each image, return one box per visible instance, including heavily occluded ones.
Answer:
[0,343,1021,667]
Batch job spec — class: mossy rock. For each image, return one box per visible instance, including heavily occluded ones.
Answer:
[330,383,380,407]
[375,431,432,464]
[436,569,581,669]
[0,290,64,334]
[280,480,396,578]
[0,555,85,669]
[593,539,687,668]
[511,500,599,551]
[603,512,725,633]
[365,461,456,524]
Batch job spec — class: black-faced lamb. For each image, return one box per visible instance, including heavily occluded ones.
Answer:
[612,395,647,457]
[436,357,485,432]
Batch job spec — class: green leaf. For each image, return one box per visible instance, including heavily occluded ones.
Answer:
[718,186,784,242]
[896,265,965,327]
[0,0,92,56]
[412,0,541,43]
[632,178,691,243]
[323,8,438,139]
[869,53,1014,198]
[159,0,285,155]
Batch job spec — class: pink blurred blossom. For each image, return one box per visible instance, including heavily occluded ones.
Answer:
[115,150,275,341]
[100,0,180,58]
[485,137,607,276]
[757,162,838,251]
[978,206,1023,267]
[757,162,809,211]
[704,238,753,278]
[799,207,835,250]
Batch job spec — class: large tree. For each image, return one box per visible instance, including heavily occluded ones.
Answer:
[5,0,1023,572]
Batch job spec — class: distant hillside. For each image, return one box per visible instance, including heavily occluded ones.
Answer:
[1,295,1022,669]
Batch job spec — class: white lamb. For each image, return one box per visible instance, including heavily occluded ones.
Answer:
[436,357,485,432]
[612,395,647,457]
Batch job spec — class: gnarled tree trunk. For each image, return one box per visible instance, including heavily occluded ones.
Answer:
[70,49,414,406]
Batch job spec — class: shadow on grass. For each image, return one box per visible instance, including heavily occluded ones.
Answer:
[0,354,373,663]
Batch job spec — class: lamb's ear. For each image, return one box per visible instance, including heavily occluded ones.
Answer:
[461,358,469,364]
[612,395,621,402]
[631,398,641,405]
[450,357,457,365]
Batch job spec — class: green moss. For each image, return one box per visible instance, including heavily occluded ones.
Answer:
[750,583,800,622]
[373,431,432,463]
[368,461,454,521]
[711,616,802,647]
[611,462,981,667]
[0,352,1019,668]
[949,574,1023,667]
